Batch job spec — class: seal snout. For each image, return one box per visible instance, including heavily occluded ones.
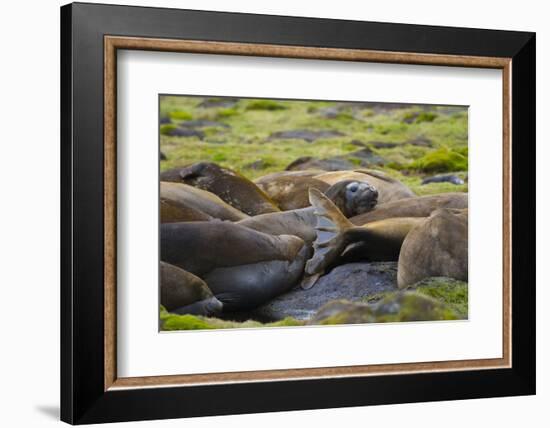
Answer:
[205,296,224,315]
[346,181,379,215]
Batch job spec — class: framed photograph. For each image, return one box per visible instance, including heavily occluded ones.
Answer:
[61,2,535,424]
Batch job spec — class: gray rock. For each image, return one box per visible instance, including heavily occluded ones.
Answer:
[407,137,433,147]
[421,174,465,185]
[269,129,345,143]
[178,120,229,129]
[197,98,239,108]
[369,141,399,149]
[285,148,386,171]
[248,262,398,321]
[159,117,171,124]
[167,128,205,139]
[286,156,354,171]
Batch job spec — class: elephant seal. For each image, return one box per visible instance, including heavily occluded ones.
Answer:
[161,221,309,310]
[314,169,415,204]
[160,261,223,316]
[160,181,248,222]
[161,162,279,216]
[237,180,379,245]
[350,192,468,225]
[303,189,423,282]
[161,199,213,223]
[302,189,467,290]
[254,169,326,185]
[397,208,468,288]
[256,176,330,210]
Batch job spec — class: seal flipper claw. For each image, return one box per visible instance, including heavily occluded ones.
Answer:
[305,188,354,278]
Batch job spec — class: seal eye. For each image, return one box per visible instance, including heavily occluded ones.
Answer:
[347,182,359,193]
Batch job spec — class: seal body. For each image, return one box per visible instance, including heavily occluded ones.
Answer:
[350,192,468,225]
[256,176,330,210]
[397,208,468,288]
[238,180,379,246]
[160,261,223,316]
[161,162,279,216]
[160,221,308,310]
[160,181,248,222]
[314,169,415,204]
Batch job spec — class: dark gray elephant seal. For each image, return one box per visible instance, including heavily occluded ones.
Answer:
[350,192,468,225]
[314,169,415,204]
[161,221,309,310]
[160,181,248,222]
[161,162,279,216]
[238,180,378,245]
[160,261,223,316]
[397,208,468,288]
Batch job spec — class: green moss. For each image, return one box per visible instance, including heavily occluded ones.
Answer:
[160,309,305,331]
[216,108,239,118]
[361,277,468,320]
[168,110,193,121]
[245,99,287,111]
[408,277,468,318]
[211,153,227,162]
[162,314,216,330]
[160,124,177,136]
[408,147,468,173]
[415,111,437,123]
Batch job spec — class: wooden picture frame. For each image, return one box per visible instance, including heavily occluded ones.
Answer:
[61,2,535,424]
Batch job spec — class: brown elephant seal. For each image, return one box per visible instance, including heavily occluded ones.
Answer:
[161,221,309,310]
[253,169,325,184]
[314,169,415,204]
[160,181,248,222]
[238,180,379,245]
[397,208,468,288]
[302,189,467,290]
[350,192,468,225]
[160,261,223,316]
[255,176,330,210]
[161,162,279,216]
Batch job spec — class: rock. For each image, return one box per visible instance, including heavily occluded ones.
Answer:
[369,141,398,149]
[317,106,341,118]
[268,129,345,143]
[348,147,386,165]
[246,262,398,321]
[160,151,167,161]
[285,148,386,171]
[286,156,354,171]
[178,120,230,129]
[244,159,271,170]
[421,174,465,185]
[159,117,171,124]
[349,140,367,148]
[407,136,433,147]
[197,98,239,108]
[309,291,459,325]
[167,128,205,139]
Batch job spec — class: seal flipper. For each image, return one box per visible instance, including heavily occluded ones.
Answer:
[304,188,355,282]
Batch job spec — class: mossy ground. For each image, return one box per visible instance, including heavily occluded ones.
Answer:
[160,96,468,195]
[363,277,468,319]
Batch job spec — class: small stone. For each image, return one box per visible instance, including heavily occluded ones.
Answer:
[268,129,345,143]
[421,174,465,185]
[167,128,205,139]
[197,98,239,108]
